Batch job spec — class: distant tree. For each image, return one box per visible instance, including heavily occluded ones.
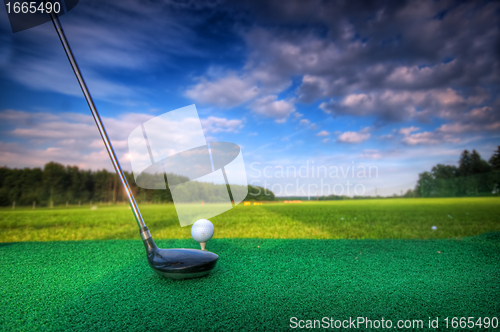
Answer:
[43,162,68,205]
[66,166,81,203]
[18,167,43,205]
[318,194,345,200]
[431,164,458,197]
[463,150,492,195]
[415,171,434,197]
[0,167,10,205]
[413,148,498,198]
[93,169,113,203]
[458,150,472,177]
[432,164,458,179]
[470,150,491,174]
[489,146,500,171]
[80,169,95,203]
[403,189,415,198]
[246,185,275,201]
[488,146,500,194]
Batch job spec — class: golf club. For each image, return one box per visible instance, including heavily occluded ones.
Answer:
[47,4,218,279]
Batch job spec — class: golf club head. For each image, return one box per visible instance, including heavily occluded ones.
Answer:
[141,227,218,279]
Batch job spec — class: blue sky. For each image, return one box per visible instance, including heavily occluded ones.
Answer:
[0,0,499,197]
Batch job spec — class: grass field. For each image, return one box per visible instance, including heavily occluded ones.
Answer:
[1,197,499,242]
[2,197,499,331]
[1,235,499,331]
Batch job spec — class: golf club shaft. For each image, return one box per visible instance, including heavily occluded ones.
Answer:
[48,10,147,230]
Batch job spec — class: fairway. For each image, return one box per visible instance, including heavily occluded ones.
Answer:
[1,197,499,331]
[1,197,499,242]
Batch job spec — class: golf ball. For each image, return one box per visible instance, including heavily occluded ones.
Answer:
[432,226,437,230]
[191,219,214,243]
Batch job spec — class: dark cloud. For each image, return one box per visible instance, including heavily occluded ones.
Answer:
[319,88,475,124]
[180,0,499,129]
[3,0,498,128]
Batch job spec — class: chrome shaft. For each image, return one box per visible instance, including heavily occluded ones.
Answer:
[48,11,146,229]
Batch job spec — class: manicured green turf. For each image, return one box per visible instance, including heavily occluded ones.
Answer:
[1,197,499,242]
[1,233,499,331]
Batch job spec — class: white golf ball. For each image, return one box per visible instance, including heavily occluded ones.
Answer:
[191,219,214,243]
[432,226,437,230]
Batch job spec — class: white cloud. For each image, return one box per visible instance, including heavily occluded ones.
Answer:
[342,93,374,108]
[250,95,295,122]
[0,140,114,171]
[244,28,343,82]
[297,75,331,102]
[431,88,465,106]
[385,61,459,88]
[0,109,59,124]
[0,109,155,170]
[400,125,466,145]
[201,116,243,134]
[299,119,310,126]
[185,75,259,108]
[398,113,500,146]
[398,126,420,136]
[316,130,329,137]
[337,127,371,144]
[321,88,470,123]
[360,149,383,159]
[401,132,445,145]
[322,138,330,143]
[248,67,292,94]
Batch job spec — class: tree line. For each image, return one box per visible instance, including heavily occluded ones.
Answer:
[0,161,275,207]
[2,147,497,206]
[288,147,500,201]
[405,146,500,198]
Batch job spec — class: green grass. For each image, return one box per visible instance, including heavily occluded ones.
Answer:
[1,197,499,242]
[2,198,499,330]
[1,235,499,331]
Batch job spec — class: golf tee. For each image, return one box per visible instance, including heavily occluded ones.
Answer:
[200,242,206,251]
